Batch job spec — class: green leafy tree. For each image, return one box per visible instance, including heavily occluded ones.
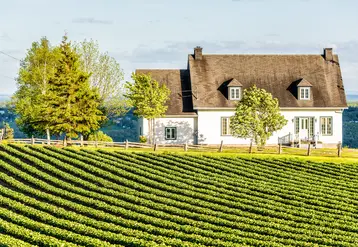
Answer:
[44,35,105,140]
[230,85,287,149]
[125,73,170,144]
[74,39,128,118]
[12,37,60,138]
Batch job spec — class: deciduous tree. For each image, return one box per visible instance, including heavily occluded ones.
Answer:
[74,39,127,118]
[125,73,170,144]
[12,37,60,138]
[230,85,287,149]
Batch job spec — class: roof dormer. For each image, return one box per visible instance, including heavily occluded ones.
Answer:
[227,78,243,100]
[297,78,312,100]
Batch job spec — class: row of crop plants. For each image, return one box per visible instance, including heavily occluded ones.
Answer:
[0,144,357,246]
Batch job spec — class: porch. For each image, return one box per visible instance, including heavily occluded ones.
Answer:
[278,132,322,148]
[278,116,322,148]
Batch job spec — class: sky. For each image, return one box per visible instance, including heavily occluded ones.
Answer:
[0,0,358,95]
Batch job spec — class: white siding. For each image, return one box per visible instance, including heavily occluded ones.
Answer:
[140,117,197,144]
[197,109,343,146]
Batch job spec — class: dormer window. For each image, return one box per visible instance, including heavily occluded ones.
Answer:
[296,78,312,100]
[227,78,243,101]
[229,87,241,100]
[299,87,310,100]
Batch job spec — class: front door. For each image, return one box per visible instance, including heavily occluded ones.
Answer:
[299,117,309,140]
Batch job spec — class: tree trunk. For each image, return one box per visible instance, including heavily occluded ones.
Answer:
[152,119,155,144]
[63,134,67,147]
[46,128,50,145]
[249,139,253,154]
[80,134,84,147]
[147,119,151,144]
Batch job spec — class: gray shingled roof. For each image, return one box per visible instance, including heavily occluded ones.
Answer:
[189,53,347,109]
[136,49,347,115]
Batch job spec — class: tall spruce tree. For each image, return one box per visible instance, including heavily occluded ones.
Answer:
[44,35,105,140]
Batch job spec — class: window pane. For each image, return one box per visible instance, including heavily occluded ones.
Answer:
[222,118,231,135]
[166,128,170,139]
[222,118,227,135]
[235,88,240,99]
[230,89,235,99]
[327,118,332,135]
[227,118,231,135]
[320,117,333,135]
[165,127,177,139]
[173,128,177,139]
[309,118,314,137]
[295,118,299,134]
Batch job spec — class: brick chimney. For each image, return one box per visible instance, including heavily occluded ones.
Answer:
[324,48,333,61]
[194,46,203,60]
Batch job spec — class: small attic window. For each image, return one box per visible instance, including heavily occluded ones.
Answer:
[299,87,310,100]
[229,87,241,100]
[296,78,312,101]
[226,78,243,101]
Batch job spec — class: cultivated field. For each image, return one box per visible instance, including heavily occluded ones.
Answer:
[0,144,358,246]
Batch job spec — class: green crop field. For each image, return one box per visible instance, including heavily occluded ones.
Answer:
[0,145,358,246]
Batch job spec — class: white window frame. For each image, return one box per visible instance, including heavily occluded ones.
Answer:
[299,87,310,100]
[229,87,241,100]
[320,117,333,136]
[165,127,177,140]
[221,117,231,136]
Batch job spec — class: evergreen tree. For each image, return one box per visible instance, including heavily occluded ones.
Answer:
[44,35,105,140]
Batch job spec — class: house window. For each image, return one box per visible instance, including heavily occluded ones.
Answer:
[221,117,231,135]
[320,117,333,136]
[165,127,177,140]
[229,87,241,100]
[299,87,310,100]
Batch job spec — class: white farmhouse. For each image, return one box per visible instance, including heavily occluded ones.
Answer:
[137,47,347,147]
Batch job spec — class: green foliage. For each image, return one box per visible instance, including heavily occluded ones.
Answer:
[125,73,170,119]
[12,37,60,137]
[43,35,105,139]
[139,135,147,143]
[88,131,113,142]
[1,144,358,246]
[230,85,287,148]
[74,39,128,118]
[125,73,170,143]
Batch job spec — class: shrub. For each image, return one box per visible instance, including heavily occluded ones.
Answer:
[88,131,113,142]
[139,135,147,143]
